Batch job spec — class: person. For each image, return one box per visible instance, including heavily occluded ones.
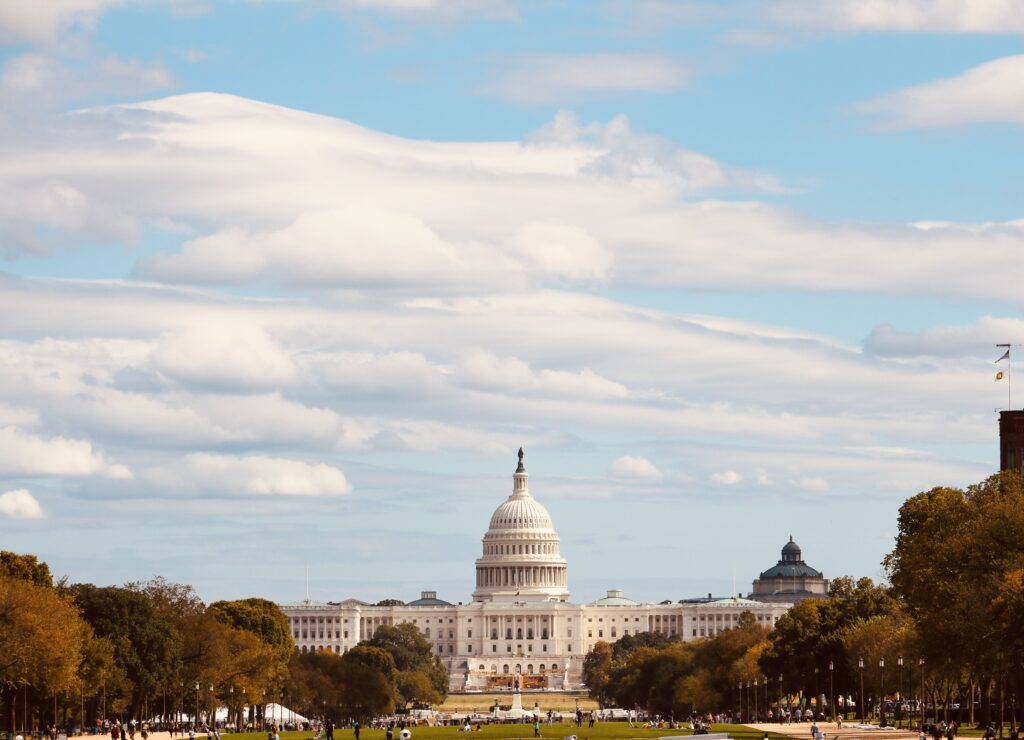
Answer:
[984,726,996,740]
[326,720,334,740]
[811,721,819,740]
[533,718,540,738]
[385,723,392,740]
[352,721,359,740]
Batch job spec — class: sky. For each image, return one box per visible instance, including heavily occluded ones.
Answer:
[0,0,1022,606]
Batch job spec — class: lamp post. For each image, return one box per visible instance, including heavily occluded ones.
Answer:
[859,658,865,723]
[195,682,200,730]
[829,661,835,723]
[919,659,926,727]
[739,682,744,722]
[746,682,751,722]
[779,675,784,725]
[209,686,214,730]
[230,687,234,730]
[879,658,886,727]
[754,679,759,722]
[898,657,904,728]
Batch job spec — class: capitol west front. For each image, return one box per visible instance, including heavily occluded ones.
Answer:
[281,452,792,692]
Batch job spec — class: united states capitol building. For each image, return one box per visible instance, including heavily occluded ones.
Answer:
[281,451,796,692]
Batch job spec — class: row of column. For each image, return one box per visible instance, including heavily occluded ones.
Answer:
[477,565,564,588]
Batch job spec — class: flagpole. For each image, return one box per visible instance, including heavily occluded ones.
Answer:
[997,344,1012,409]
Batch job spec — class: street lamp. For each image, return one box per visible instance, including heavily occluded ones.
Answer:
[829,662,834,723]
[779,675,784,725]
[859,658,865,724]
[897,657,904,728]
[754,679,759,722]
[880,659,888,728]
[739,682,744,722]
[195,683,200,730]
[919,659,925,727]
[209,686,214,730]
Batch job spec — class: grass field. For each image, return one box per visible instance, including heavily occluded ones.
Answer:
[216,725,788,740]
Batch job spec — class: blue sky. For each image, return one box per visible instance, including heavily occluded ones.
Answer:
[0,0,1022,606]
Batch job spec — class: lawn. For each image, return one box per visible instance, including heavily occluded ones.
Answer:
[216,724,788,740]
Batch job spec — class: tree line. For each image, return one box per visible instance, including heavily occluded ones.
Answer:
[0,556,447,735]
[583,471,1024,731]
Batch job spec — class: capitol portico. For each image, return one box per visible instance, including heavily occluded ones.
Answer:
[280,450,793,692]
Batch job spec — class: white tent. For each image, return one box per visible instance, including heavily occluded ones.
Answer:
[208,704,310,725]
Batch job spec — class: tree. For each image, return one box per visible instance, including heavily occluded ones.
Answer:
[67,584,181,718]
[685,617,769,713]
[363,624,447,704]
[286,651,394,722]
[0,576,87,733]
[582,641,613,706]
[207,598,294,667]
[0,551,52,587]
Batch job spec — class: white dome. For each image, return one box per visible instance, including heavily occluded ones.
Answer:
[488,493,554,532]
[472,449,570,603]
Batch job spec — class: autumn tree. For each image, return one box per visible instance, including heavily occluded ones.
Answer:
[0,575,87,733]
[582,641,614,706]
[0,552,53,587]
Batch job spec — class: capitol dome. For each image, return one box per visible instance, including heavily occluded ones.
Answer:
[472,449,570,603]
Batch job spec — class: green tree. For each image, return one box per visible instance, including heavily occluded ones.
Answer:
[208,598,295,666]
[68,584,182,718]
[364,623,447,704]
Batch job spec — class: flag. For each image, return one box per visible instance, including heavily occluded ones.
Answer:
[997,349,1010,363]
[996,371,1005,382]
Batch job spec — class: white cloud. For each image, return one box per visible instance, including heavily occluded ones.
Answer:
[769,0,1024,34]
[0,52,174,116]
[0,0,120,44]
[513,222,613,283]
[711,470,743,485]
[139,208,491,290]
[161,453,352,497]
[0,489,45,519]
[457,350,629,401]
[859,55,1024,128]
[332,0,517,22]
[609,455,662,480]
[484,53,689,104]
[0,93,1014,302]
[151,322,297,388]
[0,426,130,478]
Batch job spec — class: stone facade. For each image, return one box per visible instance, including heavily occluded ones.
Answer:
[749,536,829,603]
[281,452,793,692]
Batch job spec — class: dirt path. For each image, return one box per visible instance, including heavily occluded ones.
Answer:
[745,722,919,740]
